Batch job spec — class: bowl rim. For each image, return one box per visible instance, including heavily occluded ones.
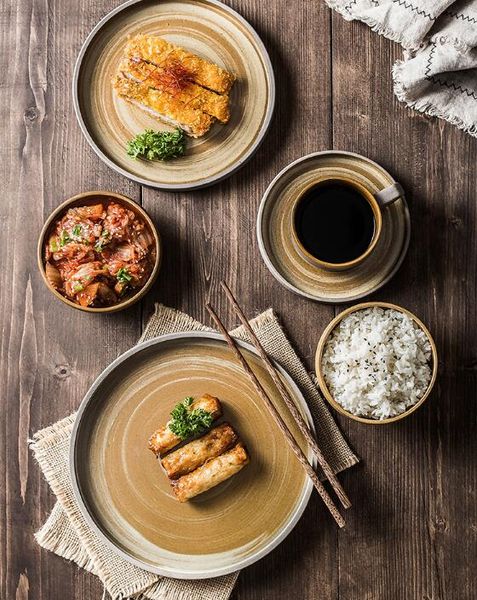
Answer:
[289,176,383,271]
[314,301,438,424]
[37,190,161,313]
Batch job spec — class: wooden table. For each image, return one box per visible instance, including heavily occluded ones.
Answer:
[2,0,476,598]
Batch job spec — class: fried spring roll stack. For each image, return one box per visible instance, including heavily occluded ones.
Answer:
[125,34,235,94]
[148,394,222,456]
[161,423,238,479]
[171,443,249,503]
[119,58,231,123]
[112,76,213,138]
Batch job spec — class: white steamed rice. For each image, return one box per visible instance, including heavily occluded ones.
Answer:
[321,307,432,420]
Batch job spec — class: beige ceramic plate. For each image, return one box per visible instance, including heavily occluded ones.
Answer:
[70,332,313,579]
[257,151,411,303]
[73,0,275,190]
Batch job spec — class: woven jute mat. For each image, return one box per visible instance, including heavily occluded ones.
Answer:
[30,304,358,600]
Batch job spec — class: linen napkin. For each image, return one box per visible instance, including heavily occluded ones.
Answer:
[327,0,477,137]
[30,304,358,600]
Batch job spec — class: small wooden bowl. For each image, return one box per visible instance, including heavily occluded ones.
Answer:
[315,301,438,424]
[37,191,161,313]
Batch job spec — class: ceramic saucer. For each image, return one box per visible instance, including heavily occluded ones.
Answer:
[256,151,410,303]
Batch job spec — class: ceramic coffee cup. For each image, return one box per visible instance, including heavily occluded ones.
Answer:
[290,175,403,271]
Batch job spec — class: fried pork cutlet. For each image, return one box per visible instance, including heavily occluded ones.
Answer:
[112,75,213,138]
[124,34,235,95]
[119,58,231,123]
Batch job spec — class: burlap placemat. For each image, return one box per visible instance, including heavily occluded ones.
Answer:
[30,304,358,600]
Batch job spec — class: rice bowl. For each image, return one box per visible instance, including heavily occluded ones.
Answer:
[315,302,438,424]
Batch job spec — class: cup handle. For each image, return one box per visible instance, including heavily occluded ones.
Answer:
[374,182,404,207]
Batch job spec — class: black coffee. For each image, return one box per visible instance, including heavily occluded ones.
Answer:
[294,181,375,264]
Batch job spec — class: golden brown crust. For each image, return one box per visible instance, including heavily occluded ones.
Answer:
[124,34,235,94]
[112,76,213,137]
[119,58,231,123]
[161,423,238,479]
[171,442,250,502]
[147,395,222,456]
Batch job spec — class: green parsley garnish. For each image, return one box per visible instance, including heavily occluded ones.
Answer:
[72,283,84,293]
[168,397,213,440]
[59,230,70,247]
[49,238,59,253]
[116,267,132,284]
[126,128,186,161]
[72,224,82,237]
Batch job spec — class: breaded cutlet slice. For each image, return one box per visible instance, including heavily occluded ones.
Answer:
[112,75,213,138]
[124,34,235,95]
[119,58,231,123]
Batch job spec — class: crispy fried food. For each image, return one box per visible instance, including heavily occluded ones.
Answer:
[125,34,235,94]
[161,423,238,479]
[171,443,249,502]
[112,75,213,137]
[119,58,230,123]
[148,394,222,456]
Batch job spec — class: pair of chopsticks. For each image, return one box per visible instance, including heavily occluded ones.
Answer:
[206,281,350,528]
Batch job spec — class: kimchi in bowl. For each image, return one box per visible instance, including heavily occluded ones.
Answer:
[38,191,161,313]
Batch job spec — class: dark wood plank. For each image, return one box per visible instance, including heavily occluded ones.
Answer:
[1,0,139,598]
[331,11,477,600]
[1,0,476,598]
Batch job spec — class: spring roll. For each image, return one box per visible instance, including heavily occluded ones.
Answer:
[125,34,235,94]
[148,394,222,456]
[161,423,238,479]
[171,443,250,502]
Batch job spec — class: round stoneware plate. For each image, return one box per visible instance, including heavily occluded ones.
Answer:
[73,0,275,190]
[257,151,411,303]
[70,332,313,579]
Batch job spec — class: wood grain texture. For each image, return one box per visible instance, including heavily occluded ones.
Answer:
[1,0,476,598]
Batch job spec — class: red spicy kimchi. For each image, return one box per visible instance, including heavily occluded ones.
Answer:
[44,201,156,307]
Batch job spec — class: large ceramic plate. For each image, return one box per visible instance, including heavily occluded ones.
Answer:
[70,332,313,579]
[73,0,275,190]
[257,151,411,303]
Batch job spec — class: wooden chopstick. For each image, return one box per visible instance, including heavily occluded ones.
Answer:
[220,281,351,510]
[205,302,345,528]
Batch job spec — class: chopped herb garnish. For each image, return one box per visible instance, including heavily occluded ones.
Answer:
[72,224,82,237]
[116,267,132,284]
[168,397,213,440]
[72,283,84,293]
[126,128,186,161]
[59,230,70,247]
[50,238,59,253]
[94,230,110,253]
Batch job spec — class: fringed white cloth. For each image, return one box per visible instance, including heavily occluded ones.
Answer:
[327,0,477,136]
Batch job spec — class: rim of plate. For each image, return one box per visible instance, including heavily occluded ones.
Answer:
[256,150,411,303]
[72,0,276,191]
[70,331,315,579]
